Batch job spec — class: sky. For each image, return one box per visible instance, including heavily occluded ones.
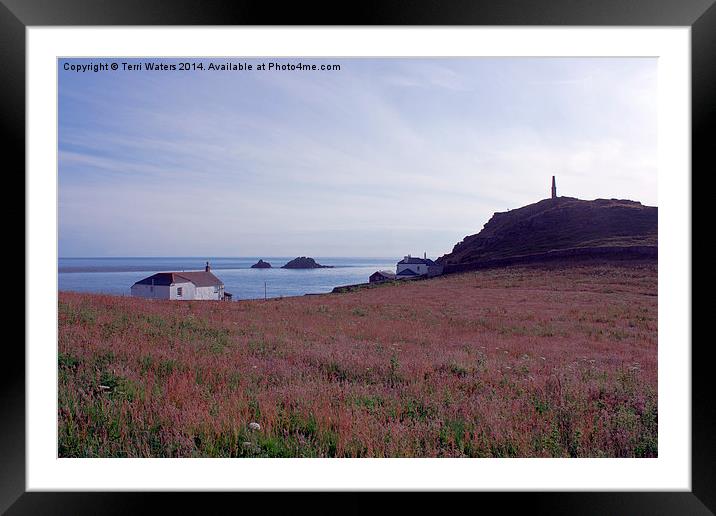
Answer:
[58,57,657,258]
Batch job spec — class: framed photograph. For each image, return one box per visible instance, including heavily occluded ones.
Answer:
[6,0,711,513]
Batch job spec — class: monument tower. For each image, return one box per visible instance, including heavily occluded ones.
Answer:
[551,176,557,199]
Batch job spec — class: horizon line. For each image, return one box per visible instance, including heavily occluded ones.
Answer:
[58,255,414,260]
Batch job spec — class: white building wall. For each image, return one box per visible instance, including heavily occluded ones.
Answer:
[194,285,223,300]
[397,263,428,275]
[131,284,171,299]
[170,282,195,300]
[131,281,223,300]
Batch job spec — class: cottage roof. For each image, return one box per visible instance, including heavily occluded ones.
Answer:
[175,271,224,287]
[134,271,223,287]
[372,270,396,278]
[397,257,436,266]
[396,268,418,276]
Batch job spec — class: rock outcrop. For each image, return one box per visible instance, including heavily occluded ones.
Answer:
[250,259,272,269]
[437,197,657,272]
[281,257,333,269]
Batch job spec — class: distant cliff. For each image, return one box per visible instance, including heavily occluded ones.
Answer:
[437,197,657,272]
[281,257,333,269]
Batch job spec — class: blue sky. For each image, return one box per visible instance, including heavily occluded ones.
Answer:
[58,58,657,257]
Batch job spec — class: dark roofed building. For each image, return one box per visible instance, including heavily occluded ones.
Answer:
[397,256,436,266]
[130,261,229,300]
[369,270,397,283]
[396,253,443,277]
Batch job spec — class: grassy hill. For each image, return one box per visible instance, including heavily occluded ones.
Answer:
[438,197,657,270]
[58,262,657,458]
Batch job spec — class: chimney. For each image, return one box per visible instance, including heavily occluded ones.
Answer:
[205,261,210,272]
[424,252,426,259]
[551,176,557,199]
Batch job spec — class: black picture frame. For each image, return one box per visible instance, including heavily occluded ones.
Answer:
[4,0,710,513]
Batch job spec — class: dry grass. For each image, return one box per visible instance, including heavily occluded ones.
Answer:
[58,262,657,457]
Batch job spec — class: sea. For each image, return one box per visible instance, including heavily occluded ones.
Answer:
[58,257,398,300]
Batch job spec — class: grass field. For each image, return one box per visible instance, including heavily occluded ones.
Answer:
[58,262,657,458]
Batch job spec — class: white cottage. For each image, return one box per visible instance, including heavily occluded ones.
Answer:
[131,262,227,300]
[396,254,444,278]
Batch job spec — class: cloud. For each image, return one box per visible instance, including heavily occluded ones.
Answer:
[385,62,472,91]
[58,57,657,257]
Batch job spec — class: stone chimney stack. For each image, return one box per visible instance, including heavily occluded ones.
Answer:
[551,176,557,199]
[424,252,427,260]
[205,261,211,272]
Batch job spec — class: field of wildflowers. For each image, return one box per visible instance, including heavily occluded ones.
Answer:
[58,262,657,457]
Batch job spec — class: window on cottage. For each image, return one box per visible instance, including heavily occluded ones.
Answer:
[214,286,219,293]
[177,287,183,297]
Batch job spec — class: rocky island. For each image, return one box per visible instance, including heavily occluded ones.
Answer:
[281,257,333,269]
[250,259,272,269]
